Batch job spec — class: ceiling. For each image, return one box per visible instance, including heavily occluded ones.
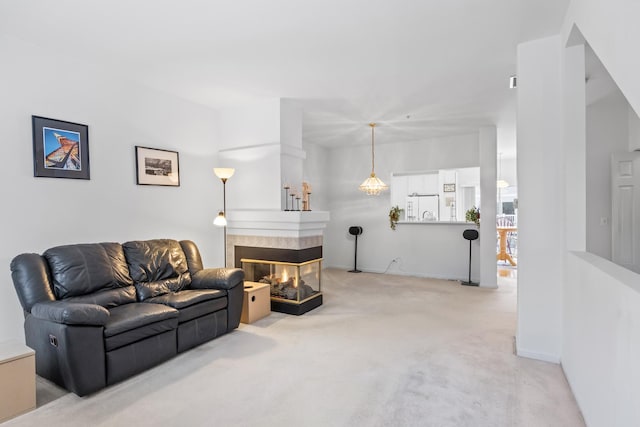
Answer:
[1,0,570,157]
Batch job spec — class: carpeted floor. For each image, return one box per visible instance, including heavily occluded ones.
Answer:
[5,269,584,426]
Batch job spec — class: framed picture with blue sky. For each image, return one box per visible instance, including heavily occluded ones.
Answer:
[32,116,90,179]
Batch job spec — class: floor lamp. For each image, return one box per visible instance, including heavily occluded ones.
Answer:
[213,167,235,267]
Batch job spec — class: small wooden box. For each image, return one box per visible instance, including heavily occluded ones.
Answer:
[0,341,35,423]
[241,282,271,324]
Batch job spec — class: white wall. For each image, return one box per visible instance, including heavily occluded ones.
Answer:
[217,143,283,211]
[516,35,564,362]
[216,100,282,211]
[217,99,280,150]
[497,156,518,216]
[302,141,331,211]
[586,92,630,259]
[629,106,640,151]
[0,36,221,343]
[556,1,640,425]
[498,157,517,187]
[564,252,640,427]
[217,99,310,212]
[563,0,640,117]
[323,133,484,282]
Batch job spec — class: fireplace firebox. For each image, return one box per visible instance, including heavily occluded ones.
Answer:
[241,258,322,315]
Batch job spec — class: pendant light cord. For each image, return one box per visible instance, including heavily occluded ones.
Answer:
[370,123,376,174]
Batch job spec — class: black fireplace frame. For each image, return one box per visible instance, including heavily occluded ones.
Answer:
[236,245,323,315]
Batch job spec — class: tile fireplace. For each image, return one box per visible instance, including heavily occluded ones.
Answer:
[227,210,330,315]
[241,256,322,315]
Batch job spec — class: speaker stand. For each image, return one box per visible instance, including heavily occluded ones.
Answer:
[461,236,478,286]
[348,234,361,273]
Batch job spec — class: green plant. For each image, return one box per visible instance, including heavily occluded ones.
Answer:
[389,205,402,230]
[465,206,480,226]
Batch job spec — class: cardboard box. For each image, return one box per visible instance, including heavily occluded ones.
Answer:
[0,341,35,423]
[241,282,271,324]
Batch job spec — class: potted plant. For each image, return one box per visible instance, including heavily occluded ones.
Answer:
[465,206,480,226]
[389,205,403,230]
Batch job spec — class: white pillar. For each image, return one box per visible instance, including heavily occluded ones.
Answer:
[216,99,283,211]
[564,42,587,252]
[479,126,497,288]
[280,99,306,210]
[516,35,564,362]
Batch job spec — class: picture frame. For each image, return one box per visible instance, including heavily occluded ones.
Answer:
[135,146,180,186]
[443,183,456,192]
[32,116,90,179]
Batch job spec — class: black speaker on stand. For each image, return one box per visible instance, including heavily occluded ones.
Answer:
[461,229,479,286]
[348,226,363,273]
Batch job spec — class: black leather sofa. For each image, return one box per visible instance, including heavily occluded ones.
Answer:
[10,239,244,396]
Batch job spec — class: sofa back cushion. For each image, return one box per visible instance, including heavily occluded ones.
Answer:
[122,239,192,300]
[43,243,135,300]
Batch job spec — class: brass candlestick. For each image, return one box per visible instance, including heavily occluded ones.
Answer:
[283,184,290,211]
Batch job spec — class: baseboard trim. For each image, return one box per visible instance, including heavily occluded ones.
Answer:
[516,343,561,364]
[325,264,485,285]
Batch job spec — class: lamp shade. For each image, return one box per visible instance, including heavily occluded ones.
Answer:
[213,211,227,226]
[214,168,235,180]
[359,173,389,196]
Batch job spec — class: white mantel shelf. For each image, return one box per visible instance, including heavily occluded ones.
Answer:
[227,209,330,238]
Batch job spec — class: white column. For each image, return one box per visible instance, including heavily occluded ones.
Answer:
[280,99,305,210]
[479,126,497,288]
[516,35,564,362]
[216,99,283,211]
[564,42,587,252]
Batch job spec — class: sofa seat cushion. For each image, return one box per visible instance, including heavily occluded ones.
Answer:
[146,289,227,323]
[104,303,178,351]
[146,289,226,309]
[65,286,137,308]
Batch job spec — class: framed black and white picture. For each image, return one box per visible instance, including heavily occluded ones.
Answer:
[32,116,90,179]
[443,183,456,192]
[135,146,180,186]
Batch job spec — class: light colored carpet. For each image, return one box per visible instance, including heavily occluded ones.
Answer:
[5,269,584,427]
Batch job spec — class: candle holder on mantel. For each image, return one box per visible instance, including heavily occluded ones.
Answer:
[283,184,291,211]
[295,195,301,211]
[289,187,297,212]
[302,181,312,211]
[304,193,311,211]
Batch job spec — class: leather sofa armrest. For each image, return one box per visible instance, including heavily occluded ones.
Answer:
[31,301,110,326]
[191,268,244,290]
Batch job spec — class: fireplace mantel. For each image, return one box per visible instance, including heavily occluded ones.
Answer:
[225,209,330,268]
[227,209,330,238]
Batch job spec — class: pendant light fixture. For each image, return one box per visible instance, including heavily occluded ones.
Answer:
[359,123,388,195]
